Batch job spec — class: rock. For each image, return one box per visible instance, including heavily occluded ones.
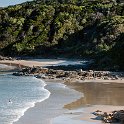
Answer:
[93,110,102,116]
[42,76,48,79]
[40,68,48,73]
[114,110,124,120]
[13,72,23,76]
[35,74,42,78]
[104,77,109,80]
[30,67,41,74]
[79,69,83,73]
[21,67,31,74]
[47,69,56,74]
[93,110,124,123]
[12,64,122,83]
[0,55,14,60]
[115,75,119,79]
[8,57,13,60]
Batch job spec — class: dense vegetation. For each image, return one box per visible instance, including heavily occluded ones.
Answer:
[0,0,124,70]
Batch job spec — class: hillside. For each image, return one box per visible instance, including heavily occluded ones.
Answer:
[0,0,124,70]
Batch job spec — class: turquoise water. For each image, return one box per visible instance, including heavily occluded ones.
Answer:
[0,74,50,124]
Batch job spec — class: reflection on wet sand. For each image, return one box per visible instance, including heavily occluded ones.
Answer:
[65,82,124,109]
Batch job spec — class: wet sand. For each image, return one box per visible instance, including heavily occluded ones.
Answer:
[65,81,124,107]
[62,81,124,124]
[13,80,124,124]
[14,81,83,124]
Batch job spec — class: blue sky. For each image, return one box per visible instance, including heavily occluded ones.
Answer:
[0,0,33,7]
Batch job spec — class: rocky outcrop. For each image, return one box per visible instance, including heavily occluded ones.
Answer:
[93,110,124,123]
[12,66,123,81]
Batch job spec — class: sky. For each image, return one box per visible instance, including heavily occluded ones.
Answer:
[0,0,33,7]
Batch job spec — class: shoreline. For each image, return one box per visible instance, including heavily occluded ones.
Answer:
[13,78,124,124]
[0,59,124,124]
[14,79,83,124]
[0,59,124,83]
[13,77,51,124]
[0,59,82,67]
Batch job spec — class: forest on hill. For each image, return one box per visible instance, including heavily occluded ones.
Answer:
[0,0,124,70]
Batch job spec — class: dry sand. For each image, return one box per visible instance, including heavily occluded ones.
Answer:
[0,59,65,67]
[53,105,123,124]
[0,59,124,124]
[0,59,85,67]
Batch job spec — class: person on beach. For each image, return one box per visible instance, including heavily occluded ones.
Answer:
[9,99,12,103]
[18,63,21,69]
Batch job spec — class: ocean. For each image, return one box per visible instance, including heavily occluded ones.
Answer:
[0,59,87,124]
[0,74,50,124]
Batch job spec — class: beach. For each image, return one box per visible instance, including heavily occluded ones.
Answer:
[0,0,124,123]
[0,59,86,67]
[13,81,83,124]
[14,80,124,124]
[0,59,124,124]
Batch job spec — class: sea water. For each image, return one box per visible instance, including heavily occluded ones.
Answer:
[0,74,50,124]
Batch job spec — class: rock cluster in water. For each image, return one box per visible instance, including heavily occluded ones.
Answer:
[13,66,123,81]
[93,110,124,124]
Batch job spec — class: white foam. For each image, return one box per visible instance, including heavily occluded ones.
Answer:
[0,74,51,124]
[12,78,51,124]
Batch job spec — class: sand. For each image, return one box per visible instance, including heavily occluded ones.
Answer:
[0,59,85,67]
[53,105,123,124]
[0,59,65,67]
[0,59,124,124]
[13,79,124,124]
[14,81,83,124]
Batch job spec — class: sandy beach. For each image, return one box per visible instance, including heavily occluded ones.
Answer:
[0,59,63,67]
[13,79,124,124]
[0,59,124,124]
[13,81,83,124]
[0,59,86,67]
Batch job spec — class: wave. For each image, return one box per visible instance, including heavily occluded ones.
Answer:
[12,77,51,124]
[0,74,51,124]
